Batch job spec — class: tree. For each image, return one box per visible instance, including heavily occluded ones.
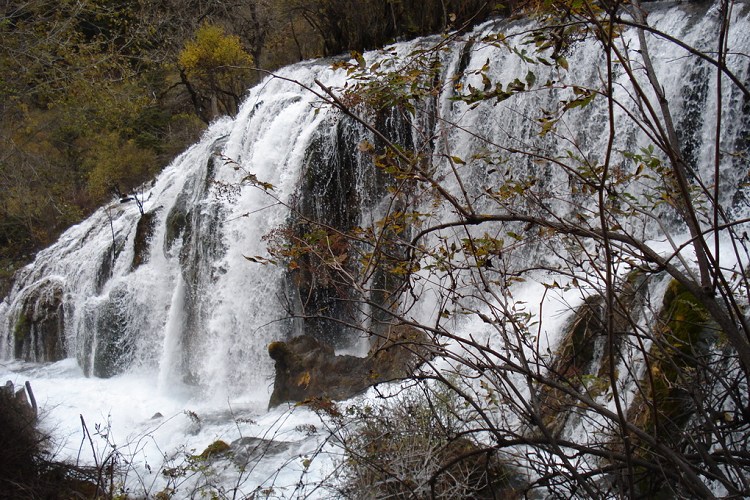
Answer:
[1,0,496,298]
[0,0,204,284]
[178,23,255,122]
[280,0,494,56]
[262,0,750,496]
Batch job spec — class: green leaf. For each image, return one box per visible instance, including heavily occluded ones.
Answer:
[352,51,366,69]
[507,78,525,92]
[525,70,536,88]
[564,90,596,110]
[539,117,558,136]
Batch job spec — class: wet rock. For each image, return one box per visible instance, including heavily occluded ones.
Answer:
[284,113,413,347]
[623,278,718,497]
[230,437,294,465]
[13,278,66,362]
[91,284,135,378]
[164,200,189,253]
[536,271,649,436]
[131,210,158,270]
[199,440,231,460]
[268,325,433,408]
[94,245,116,294]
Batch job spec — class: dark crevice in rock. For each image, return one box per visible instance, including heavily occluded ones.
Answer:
[283,110,414,349]
[165,138,227,385]
[94,245,116,295]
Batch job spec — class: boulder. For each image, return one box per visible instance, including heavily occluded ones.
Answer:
[90,284,135,378]
[230,437,294,465]
[268,325,433,408]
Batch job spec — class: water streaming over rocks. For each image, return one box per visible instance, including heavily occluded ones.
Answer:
[1,1,749,496]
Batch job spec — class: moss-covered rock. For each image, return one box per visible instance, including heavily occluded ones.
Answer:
[13,312,30,345]
[624,279,717,497]
[198,440,231,460]
[661,278,711,346]
[537,272,648,435]
[630,279,714,430]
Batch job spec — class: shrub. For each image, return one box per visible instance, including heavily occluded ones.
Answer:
[0,385,46,497]
[335,383,521,499]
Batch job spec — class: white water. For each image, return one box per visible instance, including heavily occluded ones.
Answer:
[0,61,362,496]
[2,1,750,496]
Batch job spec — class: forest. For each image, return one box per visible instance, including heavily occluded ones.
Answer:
[0,0,494,296]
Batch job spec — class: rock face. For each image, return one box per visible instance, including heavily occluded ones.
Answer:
[131,210,158,271]
[284,111,412,349]
[13,278,66,362]
[536,272,649,435]
[267,325,432,408]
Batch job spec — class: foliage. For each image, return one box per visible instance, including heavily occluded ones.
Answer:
[0,0,202,277]
[261,0,750,496]
[8,0,750,495]
[281,0,497,56]
[0,0,495,294]
[334,382,522,499]
[178,23,255,122]
[86,132,160,200]
[179,24,254,78]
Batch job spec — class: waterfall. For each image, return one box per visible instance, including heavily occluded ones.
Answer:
[1,1,749,495]
[2,0,748,407]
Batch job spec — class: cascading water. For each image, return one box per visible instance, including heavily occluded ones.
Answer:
[1,1,749,496]
[0,62,382,396]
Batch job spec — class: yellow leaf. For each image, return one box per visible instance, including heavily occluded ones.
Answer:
[297,371,311,388]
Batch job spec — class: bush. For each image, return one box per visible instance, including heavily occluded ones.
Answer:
[335,383,522,499]
[0,384,47,497]
[0,384,106,499]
